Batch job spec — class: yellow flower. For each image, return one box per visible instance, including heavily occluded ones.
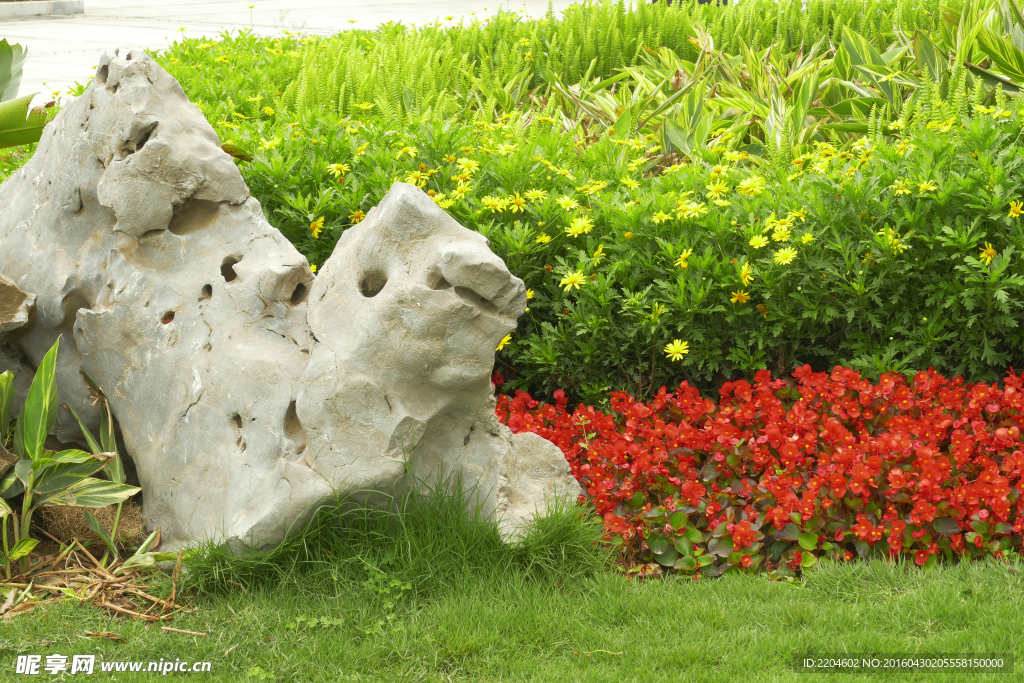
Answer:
[891,179,911,196]
[310,217,325,238]
[799,232,815,244]
[649,302,666,319]
[674,248,694,269]
[310,264,317,273]
[621,176,640,189]
[405,171,428,187]
[482,196,508,213]
[355,143,369,156]
[771,227,791,242]
[349,209,366,224]
[736,176,766,197]
[560,271,586,291]
[917,180,937,194]
[739,262,754,286]
[652,211,672,224]
[443,153,457,163]
[713,199,732,207]
[979,242,997,266]
[326,163,351,179]
[730,290,751,304]
[623,231,633,239]
[536,234,552,244]
[1009,200,1023,219]
[507,193,528,213]
[723,150,748,162]
[749,235,769,249]
[452,183,472,199]
[592,244,605,265]
[262,106,276,116]
[773,247,798,265]
[497,143,517,155]
[705,180,729,198]
[664,339,690,361]
[526,289,535,299]
[395,146,419,160]
[709,164,730,178]
[556,196,580,210]
[788,208,807,222]
[565,216,594,237]
[525,189,547,201]
[525,52,533,61]
[678,201,708,220]
[496,334,512,351]
[355,102,375,111]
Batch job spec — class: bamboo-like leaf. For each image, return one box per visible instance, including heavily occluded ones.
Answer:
[32,457,109,495]
[0,370,13,437]
[977,25,1024,82]
[13,338,59,462]
[0,467,23,499]
[8,537,37,561]
[0,93,47,149]
[62,403,102,454]
[0,495,10,518]
[914,31,947,82]
[38,477,139,508]
[84,508,118,559]
[79,370,125,484]
[0,39,27,103]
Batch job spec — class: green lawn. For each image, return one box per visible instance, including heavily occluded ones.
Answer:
[2,492,1021,682]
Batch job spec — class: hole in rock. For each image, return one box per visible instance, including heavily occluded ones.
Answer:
[96,65,108,83]
[454,286,498,314]
[203,343,212,351]
[426,265,452,290]
[161,311,175,324]
[169,198,220,236]
[289,283,308,306]
[139,229,164,240]
[284,400,307,457]
[110,83,119,95]
[230,414,243,430]
[221,256,240,282]
[199,284,212,301]
[359,270,387,298]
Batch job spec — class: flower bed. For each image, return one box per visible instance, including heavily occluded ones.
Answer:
[495,365,1024,577]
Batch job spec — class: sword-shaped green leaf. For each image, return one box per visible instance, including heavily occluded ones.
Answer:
[0,39,27,103]
[13,338,59,462]
[38,477,139,508]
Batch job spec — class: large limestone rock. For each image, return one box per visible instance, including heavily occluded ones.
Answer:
[0,48,580,550]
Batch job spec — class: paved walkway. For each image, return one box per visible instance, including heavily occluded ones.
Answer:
[0,0,578,103]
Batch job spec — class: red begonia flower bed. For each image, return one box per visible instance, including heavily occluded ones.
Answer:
[493,366,1024,578]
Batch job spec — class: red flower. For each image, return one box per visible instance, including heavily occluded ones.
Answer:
[740,555,753,568]
[491,372,505,388]
[914,550,929,566]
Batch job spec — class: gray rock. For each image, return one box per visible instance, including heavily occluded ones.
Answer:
[0,49,580,551]
[0,274,36,344]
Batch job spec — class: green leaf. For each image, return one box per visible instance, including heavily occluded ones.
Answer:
[0,467,23,499]
[80,372,125,485]
[798,532,819,551]
[932,516,961,535]
[38,477,139,508]
[669,510,688,528]
[0,93,47,149]
[653,546,678,567]
[84,508,118,559]
[0,495,10,518]
[0,370,13,438]
[63,403,102,455]
[647,532,670,555]
[611,107,631,139]
[9,537,38,561]
[674,555,697,571]
[14,338,59,462]
[709,537,734,557]
[0,39,27,103]
[684,527,704,544]
[774,523,801,542]
[800,551,817,568]
[33,457,109,495]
